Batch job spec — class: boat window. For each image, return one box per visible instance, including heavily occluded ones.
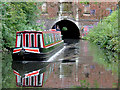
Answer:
[60,34,61,40]
[31,34,34,47]
[59,34,60,40]
[45,34,48,44]
[49,34,51,43]
[55,34,56,41]
[55,34,57,41]
[26,34,29,47]
[31,76,34,86]
[58,34,59,40]
[56,34,58,41]
[20,34,23,47]
[17,34,21,47]
[59,34,61,40]
[17,33,23,47]
[52,34,54,42]
[60,34,62,40]
[51,34,52,43]
[57,34,59,41]
[37,34,41,47]
[26,78,28,85]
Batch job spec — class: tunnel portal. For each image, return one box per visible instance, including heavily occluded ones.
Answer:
[52,20,80,39]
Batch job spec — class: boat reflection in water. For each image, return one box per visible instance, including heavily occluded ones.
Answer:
[12,61,57,87]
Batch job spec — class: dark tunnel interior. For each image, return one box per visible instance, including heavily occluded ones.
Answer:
[52,20,80,39]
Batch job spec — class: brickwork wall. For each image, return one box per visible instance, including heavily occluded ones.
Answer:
[40,2,117,19]
[77,2,117,20]
[38,2,117,26]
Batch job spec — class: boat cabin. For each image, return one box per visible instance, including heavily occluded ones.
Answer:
[15,30,62,48]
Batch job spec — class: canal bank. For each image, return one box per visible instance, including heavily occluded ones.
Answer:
[43,40,118,88]
[0,52,2,90]
[1,39,118,88]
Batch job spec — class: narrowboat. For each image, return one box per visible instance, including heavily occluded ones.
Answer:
[12,29,64,61]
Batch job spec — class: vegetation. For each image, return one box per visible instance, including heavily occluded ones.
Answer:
[88,42,118,76]
[83,10,119,53]
[0,29,2,50]
[71,80,90,88]
[62,27,68,31]
[2,52,17,88]
[0,52,2,89]
[1,2,44,49]
[88,42,118,87]
[0,12,2,50]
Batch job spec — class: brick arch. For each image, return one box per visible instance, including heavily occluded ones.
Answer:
[51,17,80,30]
[51,19,80,39]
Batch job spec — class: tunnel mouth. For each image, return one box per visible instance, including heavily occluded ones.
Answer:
[52,20,80,39]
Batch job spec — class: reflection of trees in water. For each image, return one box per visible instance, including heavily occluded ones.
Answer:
[2,52,16,88]
[89,43,118,75]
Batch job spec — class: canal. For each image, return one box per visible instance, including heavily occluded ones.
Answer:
[2,39,118,88]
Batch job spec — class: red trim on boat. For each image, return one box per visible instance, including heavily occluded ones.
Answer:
[23,33,25,47]
[17,31,42,33]
[25,49,39,52]
[16,75,17,84]
[13,70,20,76]
[45,40,62,48]
[29,33,31,47]
[35,76,37,86]
[13,49,21,53]
[35,33,37,47]
[23,78,25,86]
[25,71,39,77]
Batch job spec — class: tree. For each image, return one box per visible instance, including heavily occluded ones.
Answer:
[1,2,43,49]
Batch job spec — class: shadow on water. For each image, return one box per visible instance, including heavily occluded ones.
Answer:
[64,39,80,45]
[1,39,118,88]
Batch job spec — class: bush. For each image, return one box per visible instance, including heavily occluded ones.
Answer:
[1,2,44,49]
[85,10,119,53]
[62,27,68,31]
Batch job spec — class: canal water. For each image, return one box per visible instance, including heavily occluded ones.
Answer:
[2,39,118,88]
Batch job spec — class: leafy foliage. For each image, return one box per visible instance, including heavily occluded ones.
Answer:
[0,27,2,50]
[71,80,90,88]
[84,10,119,53]
[1,2,43,49]
[88,43,118,76]
[62,27,68,31]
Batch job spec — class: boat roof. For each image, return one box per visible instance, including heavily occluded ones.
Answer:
[17,30,61,33]
[17,30,42,33]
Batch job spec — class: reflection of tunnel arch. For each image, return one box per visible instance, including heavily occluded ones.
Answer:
[52,20,80,39]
